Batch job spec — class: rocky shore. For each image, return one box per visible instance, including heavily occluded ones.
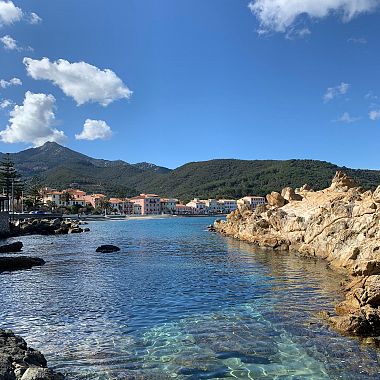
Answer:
[10,218,89,237]
[214,171,380,336]
[0,329,64,379]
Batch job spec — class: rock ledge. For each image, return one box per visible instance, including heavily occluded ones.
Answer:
[215,171,380,336]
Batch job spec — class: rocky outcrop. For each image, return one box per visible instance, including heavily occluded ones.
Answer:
[215,171,380,336]
[10,219,89,237]
[266,192,285,207]
[0,329,64,379]
[0,242,23,253]
[0,257,45,273]
[281,187,303,202]
[96,245,120,253]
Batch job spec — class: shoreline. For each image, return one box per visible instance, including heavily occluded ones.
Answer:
[214,171,380,337]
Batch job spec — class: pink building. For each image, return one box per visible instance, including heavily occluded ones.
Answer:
[129,194,161,215]
[83,194,106,208]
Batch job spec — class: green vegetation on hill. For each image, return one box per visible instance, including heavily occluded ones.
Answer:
[1,142,380,200]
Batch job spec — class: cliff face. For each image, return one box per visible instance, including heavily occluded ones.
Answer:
[215,171,380,336]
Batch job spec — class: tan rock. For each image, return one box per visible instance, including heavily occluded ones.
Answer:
[281,187,303,202]
[330,170,358,191]
[214,171,380,337]
[266,192,286,208]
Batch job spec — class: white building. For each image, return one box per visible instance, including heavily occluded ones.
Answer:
[237,196,266,210]
[186,198,207,214]
[217,199,237,213]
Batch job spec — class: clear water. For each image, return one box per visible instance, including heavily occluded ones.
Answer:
[0,217,379,379]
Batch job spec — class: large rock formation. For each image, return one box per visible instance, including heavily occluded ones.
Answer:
[0,329,64,379]
[215,171,380,336]
[10,219,89,237]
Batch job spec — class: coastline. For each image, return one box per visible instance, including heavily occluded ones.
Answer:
[214,171,380,337]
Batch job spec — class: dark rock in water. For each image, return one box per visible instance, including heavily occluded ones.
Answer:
[0,330,64,379]
[69,227,83,234]
[96,245,121,253]
[0,241,23,253]
[207,225,217,232]
[0,257,45,272]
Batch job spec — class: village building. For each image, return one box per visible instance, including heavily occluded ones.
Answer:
[129,194,161,215]
[237,196,266,210]
[160,198,178,214]
[83,194,107,208]
[217,199,238,213]
[186,198,207,214]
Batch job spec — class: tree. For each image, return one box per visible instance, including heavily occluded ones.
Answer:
[27,176,43,208]
[0,153,23,210]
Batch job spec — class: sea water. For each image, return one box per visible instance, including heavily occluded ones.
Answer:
[1,217,379,379]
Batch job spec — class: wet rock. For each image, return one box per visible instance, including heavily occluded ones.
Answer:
[10,218,87,237]
[69,227,82,234]
[0,330,64,380]
[0,241,23,253]
[21,368,64,380]
[96,245,120,253]
[0,257,45,273]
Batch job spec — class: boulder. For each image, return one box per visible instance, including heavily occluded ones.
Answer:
[300,184,312,192]
[69,228,83,234]
[330,170,358,191]
[266,192,286,208]
[281,187,303,202]
[0,330,64,380]
[0,241,23,253]
[0,257,45,273]
[373,186,380,203]
[21,368,64,380]
[96,245,121,253]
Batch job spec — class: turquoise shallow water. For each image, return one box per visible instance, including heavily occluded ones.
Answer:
[0,217,379,379]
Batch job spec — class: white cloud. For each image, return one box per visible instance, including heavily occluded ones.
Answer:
[75,119,113,141]
[323,82,350,102]
[0,99,12,109]
[1,34,19,50]
[0,1,22,26]
[24,57,133,106]
[0,77,22,88]
[335,112,359,123]
[1,35,32,51]
[248,0,379,32]
[0,91,66,146]
[369,110,380,120]
[28,12,42,24]
[348,37,367,44]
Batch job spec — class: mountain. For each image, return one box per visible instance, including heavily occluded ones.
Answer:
[1,142,380,200]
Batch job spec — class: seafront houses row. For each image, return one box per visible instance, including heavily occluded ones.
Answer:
[41,188,266,215]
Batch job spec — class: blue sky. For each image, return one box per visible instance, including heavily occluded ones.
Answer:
[0,0,379,169]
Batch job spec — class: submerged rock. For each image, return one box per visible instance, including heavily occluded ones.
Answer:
[0,257,45,272]
[0,329,64,379]
[214,171,380,337]
[96,245,120,253]
[0,241,23,253]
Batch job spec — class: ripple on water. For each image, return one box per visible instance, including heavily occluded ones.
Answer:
[0,218,380,379]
